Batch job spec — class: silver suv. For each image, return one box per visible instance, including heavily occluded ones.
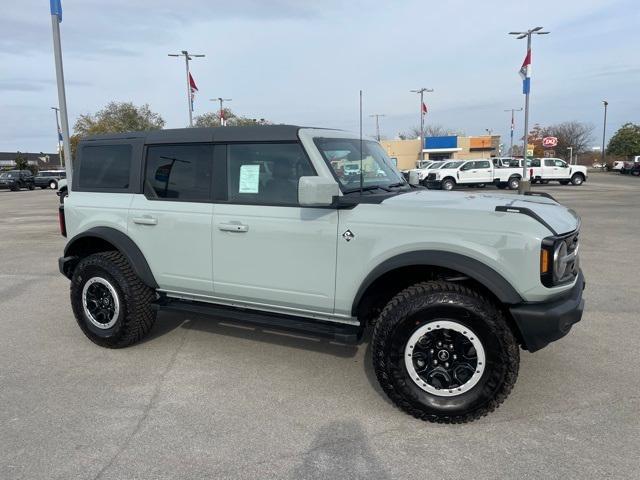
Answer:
[58,125,585,423]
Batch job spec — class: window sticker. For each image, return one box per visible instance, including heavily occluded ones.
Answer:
[239,164,260,193]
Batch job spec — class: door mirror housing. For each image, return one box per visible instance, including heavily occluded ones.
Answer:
[298,176,340,207]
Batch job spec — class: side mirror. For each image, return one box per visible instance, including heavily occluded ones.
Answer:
[298,176,340,207]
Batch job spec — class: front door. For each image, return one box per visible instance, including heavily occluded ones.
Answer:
[211,142,338,315]
[128,143,215,296]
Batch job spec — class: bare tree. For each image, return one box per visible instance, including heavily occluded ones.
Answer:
[399,124,459,140]
[541,121,595,158]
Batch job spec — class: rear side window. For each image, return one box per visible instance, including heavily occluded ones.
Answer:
[227,143,314,206]
[476,161,490,168]
[78,145,132,189]
[144,144,213,201]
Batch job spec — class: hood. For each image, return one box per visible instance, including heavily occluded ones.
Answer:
[383,190,580,235]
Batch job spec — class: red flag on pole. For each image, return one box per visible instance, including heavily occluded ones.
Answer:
[189,73,198,93]
[421,102,428,115]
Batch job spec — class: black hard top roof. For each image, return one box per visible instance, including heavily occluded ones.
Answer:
[81,125,330,144]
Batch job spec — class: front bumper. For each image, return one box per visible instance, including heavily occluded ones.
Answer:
[509,270,585,352]
[0,182,15,189]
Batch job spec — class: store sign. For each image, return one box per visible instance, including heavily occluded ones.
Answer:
[543,150,555,157]
[542,136,558,148]
[527,143,535,156]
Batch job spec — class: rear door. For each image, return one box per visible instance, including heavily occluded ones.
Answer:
[473,160,492,183]
[127,143,215,296]
[211,142,338,315]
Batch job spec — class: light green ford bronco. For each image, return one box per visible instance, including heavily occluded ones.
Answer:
[58,125,584,423]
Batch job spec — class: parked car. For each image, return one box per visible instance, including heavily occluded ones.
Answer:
[620,158,640,174]
[34,169,66,189]
[630,163,640,177]
[0,170,35,191]
[426,159,523,190]
[56,178,68,204]
[528,158,588,185]
[57,125,584,423]
[612,161,626,172]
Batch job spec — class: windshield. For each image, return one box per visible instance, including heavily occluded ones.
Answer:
[0,172,15,178]
[442,161,464,169]
[313,137,405,190]
[428,162,445,169]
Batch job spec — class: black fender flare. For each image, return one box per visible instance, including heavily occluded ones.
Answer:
[63,227,158,288]
[351,250,523,316]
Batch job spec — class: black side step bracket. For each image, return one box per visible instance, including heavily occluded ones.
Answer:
[152,297,363,344]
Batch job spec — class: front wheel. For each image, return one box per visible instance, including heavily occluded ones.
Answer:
[28,184,35,190]
[372,281,519,423]
[442,179,455,191]
[571,174,584,185]
[49,180,58,189]
[70,251,157,348]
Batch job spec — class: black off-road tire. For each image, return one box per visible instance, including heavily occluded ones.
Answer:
[70,251,156,348]
[372,281,519,424]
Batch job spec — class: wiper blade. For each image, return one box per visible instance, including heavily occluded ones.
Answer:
[343,185,391,193]
[387,182,408,188]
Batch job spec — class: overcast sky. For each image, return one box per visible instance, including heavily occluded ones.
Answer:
[1,0,638,153]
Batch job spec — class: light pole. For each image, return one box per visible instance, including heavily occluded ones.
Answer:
[369,114,385,141]
[410,88,434,160]
[210,98,232,126]
[567,146,573,165]
[504,107,523,156]
[51,106,63,167]
[168,50,205,127]
[509,26,549,193]
[601,100,608,170]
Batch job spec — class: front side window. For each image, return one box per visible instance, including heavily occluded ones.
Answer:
[144,144,213,201]
[554,159,567,167]
[227,143,314,206]
[460,162,474,171]
[78,144,132,189]
[313,138,404,191]
[476,161,490,169]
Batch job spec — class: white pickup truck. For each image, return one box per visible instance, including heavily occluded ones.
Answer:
[529,158,588,185]
[425,159,524,190]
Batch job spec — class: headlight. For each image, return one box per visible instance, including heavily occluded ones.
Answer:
[541,231,580,287]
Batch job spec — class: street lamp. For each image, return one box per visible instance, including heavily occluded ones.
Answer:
[168,50,205,127]
[369,114,385,141]
[504,107,523,156]
[509,26,550,192]
[601,100,608,170]
[567,146,573,165]
[50,106,63,167]
[210,98,232,126]
[410,88,434,160]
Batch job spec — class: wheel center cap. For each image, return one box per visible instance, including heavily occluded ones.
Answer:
[438,350,450,361]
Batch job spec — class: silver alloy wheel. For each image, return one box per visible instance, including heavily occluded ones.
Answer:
[572,175,583,185]
[509,178,519,190]
[443,180,454,191]
[82,277,120,329]
[405,320,486,397]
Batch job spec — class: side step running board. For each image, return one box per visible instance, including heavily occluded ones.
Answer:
[152,297,363,344]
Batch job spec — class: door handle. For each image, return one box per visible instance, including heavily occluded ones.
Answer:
[132,216,158,226]
[218,223,249,233]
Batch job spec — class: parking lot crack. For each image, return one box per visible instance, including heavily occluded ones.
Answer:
[91,325,189,480]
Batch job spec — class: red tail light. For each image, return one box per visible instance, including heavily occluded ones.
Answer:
[58,205,67,237]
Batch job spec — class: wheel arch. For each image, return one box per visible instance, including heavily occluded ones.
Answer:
[62,227,158,288]
[351,251,523,319]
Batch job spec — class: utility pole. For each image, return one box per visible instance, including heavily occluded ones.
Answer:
[504,107,523,155]
[51,106,63,167]
[210,98,232,126]
[168,50,205,127]
[410,88,434,160]
[601,100,608,170]
[369,114,385,141]
[509,26,550,193]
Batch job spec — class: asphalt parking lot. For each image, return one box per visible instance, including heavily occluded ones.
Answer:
[1,173,638,480]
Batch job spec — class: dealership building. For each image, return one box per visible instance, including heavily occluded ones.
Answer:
[381,135,500,171]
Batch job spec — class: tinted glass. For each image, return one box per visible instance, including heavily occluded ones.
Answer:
[144,144,213,201]
[544,159,555,167]
[554,159,567,167]
[460,162,473,171]
[227,143,314,205]
[79,145,132,189]
[476,161,490,168]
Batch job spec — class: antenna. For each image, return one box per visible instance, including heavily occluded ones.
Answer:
[359,90,363,195]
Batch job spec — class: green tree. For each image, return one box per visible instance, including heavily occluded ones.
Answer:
[607,123,640,159]
[193,109,271,128]
[74,102,165,137]
[14,152,29,170]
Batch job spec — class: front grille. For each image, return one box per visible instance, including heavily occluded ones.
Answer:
[558,230,580,282]
[427,173,436,181]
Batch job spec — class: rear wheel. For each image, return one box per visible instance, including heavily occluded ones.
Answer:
[372,281,519,423]
[631,169,640,177]
[49,180,58,189]
[508,176,520,190]
[442,178,455,191]
[70,251,156,348]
